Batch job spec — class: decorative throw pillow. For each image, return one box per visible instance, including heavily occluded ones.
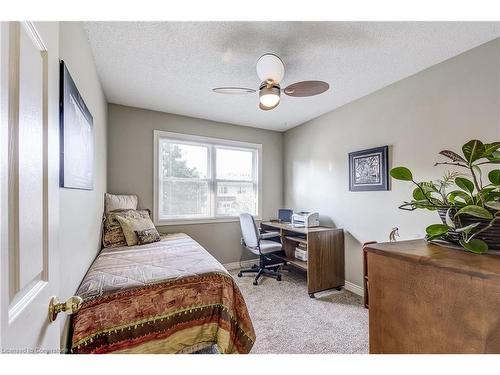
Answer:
[102,209,151,248]
[135,228,161,245]
[102,226,127,248]
[104,193,138,213]
[104,209,151,229]
[115,214,157,246]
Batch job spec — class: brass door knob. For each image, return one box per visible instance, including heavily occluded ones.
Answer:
[48,296,83,323]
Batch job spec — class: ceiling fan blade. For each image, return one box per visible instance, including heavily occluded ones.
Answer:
[256,54,285,84]
[259,101,279,111]
[283,81,329,97]
[212,87,256,95]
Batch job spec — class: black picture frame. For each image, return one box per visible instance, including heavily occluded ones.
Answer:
[59,60,94,190]
[348,146,389,191]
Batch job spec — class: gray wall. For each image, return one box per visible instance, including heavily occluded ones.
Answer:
[284,38,500,288]
[107,104,283,264]
[58,22,108,343]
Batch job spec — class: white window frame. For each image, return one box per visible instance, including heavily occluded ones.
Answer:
[153,130,262,225]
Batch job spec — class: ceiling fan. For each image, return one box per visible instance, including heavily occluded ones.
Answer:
[212,53,330,111]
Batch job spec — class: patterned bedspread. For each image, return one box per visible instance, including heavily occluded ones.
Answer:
[71,233,255,354]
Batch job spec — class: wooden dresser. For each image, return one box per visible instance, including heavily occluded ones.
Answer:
[364,240,500,354]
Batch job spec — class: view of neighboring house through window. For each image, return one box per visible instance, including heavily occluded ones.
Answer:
[215,147,256,217]
[155,131,261,223]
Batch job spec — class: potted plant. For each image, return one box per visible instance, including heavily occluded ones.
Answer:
[390,139,500,254]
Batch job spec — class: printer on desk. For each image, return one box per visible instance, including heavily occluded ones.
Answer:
[291,211,319,228]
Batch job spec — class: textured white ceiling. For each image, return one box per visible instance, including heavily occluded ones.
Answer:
[84,22,500,131]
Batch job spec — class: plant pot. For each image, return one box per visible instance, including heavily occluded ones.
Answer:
[437,208,500,250]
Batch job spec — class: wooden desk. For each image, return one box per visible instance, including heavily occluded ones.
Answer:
[260,222,344,297]
[365,240,500,353]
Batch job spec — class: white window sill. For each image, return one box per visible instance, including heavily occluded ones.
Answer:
[154,216,262,226]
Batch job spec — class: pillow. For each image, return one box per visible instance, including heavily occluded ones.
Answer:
[105,193,138,213]
[135,228,161,245]
[102,209,151,248]
[102,226,127,248]
[115,214,157,246]
[104,209,151,229]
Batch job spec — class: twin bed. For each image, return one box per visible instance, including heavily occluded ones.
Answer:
[70,232,255,354]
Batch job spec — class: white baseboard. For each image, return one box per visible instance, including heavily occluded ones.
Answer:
[223,259,258,271]
[224,260,365,298]
[344,281,364,297]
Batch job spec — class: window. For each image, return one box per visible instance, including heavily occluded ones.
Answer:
[154,131,261,224]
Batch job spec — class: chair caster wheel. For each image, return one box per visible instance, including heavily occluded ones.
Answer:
[309,293,315,298]
[253,280,258,286]
[237,272,242,277]
[277,275,282,281]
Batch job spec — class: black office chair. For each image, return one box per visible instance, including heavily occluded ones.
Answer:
[238,213,285,285]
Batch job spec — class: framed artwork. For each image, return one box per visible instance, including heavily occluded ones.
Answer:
[59,60,94,190]
[348,146,389,191]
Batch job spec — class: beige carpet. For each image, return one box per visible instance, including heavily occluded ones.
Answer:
[231,268,369,354]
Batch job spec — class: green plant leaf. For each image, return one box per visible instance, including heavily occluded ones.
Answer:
[412,184,435,201]
[448,190,469,203]
[421,181,440,192]
[483,142,500,157]
[465,195,475,206]
[430,197,444,206]
[438,150,467,163]
[485,201,500,211]
[455,222,480,234]
[486,151,500,164]
[488,170,500,185]
[455,177,475,193]
[482,189,500,202]
[425,224,449,239]
[481,187,496,194]
[459,239,488,254]
[390,167,413,181]
[462,140,485,164]
[455,205,493,219]
[445,208,455,228]
[412,187,425,201]
[411,200,437,211]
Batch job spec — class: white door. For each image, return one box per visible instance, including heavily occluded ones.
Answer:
[0,21,61,353]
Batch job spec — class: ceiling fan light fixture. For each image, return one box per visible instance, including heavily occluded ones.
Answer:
[259,84,280,108]
[212,53,330,111]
